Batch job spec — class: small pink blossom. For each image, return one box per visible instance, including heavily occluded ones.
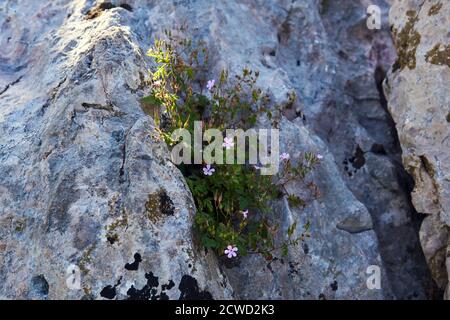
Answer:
[317,154,324,160]
[242,209,248,219]
[280,152,290,161]
[222,137,234,149]
[203,164,215,176]
[224,245,238,258]
[206,79,215,91]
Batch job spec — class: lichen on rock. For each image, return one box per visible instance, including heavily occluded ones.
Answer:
[392,10,421,70]
[425,44,450,68]
[386,0,450,299]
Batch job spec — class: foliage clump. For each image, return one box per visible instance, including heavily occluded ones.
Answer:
[143,28,320,260]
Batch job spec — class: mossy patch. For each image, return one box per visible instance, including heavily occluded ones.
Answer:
[425,43,450,67]
[107,211,128,231]
[428,2,442,16]
[105,210,128,245]
[393,10,421,70]
[78,245,95,275]
[287,194,306,208]
[14,218,26,232]
[145,189,175,222]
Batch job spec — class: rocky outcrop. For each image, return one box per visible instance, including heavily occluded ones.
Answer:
[0,0,231,299]
[385,0,449,299]
[0,0,438,299]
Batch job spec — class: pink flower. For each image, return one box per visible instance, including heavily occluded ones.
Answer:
[242,210,248,219]
[280,152,290,161]
[224,245,238,258]
[206,79,215,91]
[203,164,215,176]
[317,154,324,160]
[222,137,234,149]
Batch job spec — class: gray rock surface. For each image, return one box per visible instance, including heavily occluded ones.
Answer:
[0,0,440,299]
[385,0,449,299]
[0,0,231,299]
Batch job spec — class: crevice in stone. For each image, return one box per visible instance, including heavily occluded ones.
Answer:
[372,65,442,299]
[119,139,127,183]
[0,76,23,96]
[39,77,67,116]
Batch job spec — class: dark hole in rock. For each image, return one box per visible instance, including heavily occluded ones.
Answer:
[31,275,49,297]
[330,280,338,291]
[350,145,366,169]
[338,50,349,60]
[371,143,387,155]
[446,112,450,123]
[125,252,142,271]
[178,275,213,300]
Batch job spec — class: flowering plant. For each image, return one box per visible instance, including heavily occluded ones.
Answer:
[143,28,320,260]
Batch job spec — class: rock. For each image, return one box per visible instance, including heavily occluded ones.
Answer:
[0,0,439,300]
[200,0,435,299]
[0,0,231,299]
[337,214,374,234]
[385,0,450,299]
[225,118,385,299]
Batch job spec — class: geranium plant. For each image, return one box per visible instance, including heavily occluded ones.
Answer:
[143,27,321,261]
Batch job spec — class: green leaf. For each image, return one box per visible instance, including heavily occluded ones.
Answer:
[202,236,218,249]
[287,194,305,208]
[141,95,162,106]
[281,243,289,257]
[186,67,194,79]
[287,221,297,238]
